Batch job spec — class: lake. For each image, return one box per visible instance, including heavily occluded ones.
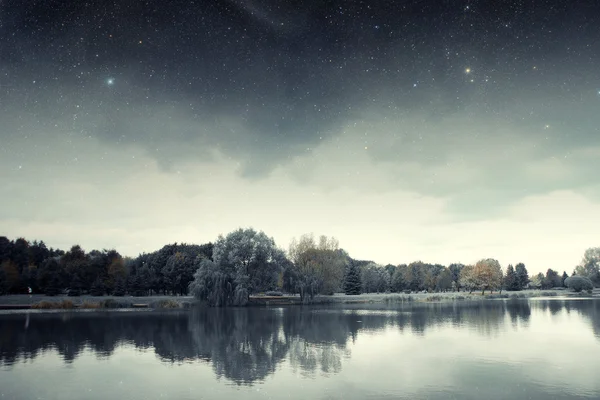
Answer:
[1,298,599,399]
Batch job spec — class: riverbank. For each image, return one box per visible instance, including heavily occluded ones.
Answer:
[0,294,195,310]
[1,289,598,310]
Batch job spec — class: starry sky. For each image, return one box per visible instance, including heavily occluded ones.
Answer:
[1,0,599,273]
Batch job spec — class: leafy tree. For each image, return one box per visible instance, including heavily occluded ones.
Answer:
[459,265,477,293]
[515,263,529,290]
[0,265,7,295]
[343,260,362,295]
[189,228,286,306]
[575,248,600,287]
[0,260,20,293]
[361,263,389,293]
[37,258,64,296]
[436,268,453,292]
[564,276,594,293]
[504,265,519,291]
[287,234,346,301]
[473,259,503,295]
[390,265,406,292]
[448,263,464,291]
[529,272,544,289]
[543,269,561,289]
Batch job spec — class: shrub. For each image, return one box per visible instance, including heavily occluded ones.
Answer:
[265,291,283,297]
[31,300,75,309]
[81,301,101,309]
[564,276,594,293]
[100,299,132,308]
[150,299,180,309]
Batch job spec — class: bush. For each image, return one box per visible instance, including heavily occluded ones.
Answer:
[31,300,75,309]
[150,299,180,309]
[265,291,283,297]
[564,276,594,293]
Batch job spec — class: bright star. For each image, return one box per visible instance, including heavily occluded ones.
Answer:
[465,68,471,74]
[106,78,115,86]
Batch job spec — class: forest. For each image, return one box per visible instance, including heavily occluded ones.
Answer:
[1,229,599,305]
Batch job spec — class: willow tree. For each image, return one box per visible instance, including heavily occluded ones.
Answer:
[189,228,286,306]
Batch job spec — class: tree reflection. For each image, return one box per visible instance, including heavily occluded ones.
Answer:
[0,299,599,384]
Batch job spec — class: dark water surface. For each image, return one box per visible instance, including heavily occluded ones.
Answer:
[1,299,599,400]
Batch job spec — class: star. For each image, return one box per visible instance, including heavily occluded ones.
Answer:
[106,78,115,86]
[465,68,471,74]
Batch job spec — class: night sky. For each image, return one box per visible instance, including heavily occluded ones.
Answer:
[2,0,599,272]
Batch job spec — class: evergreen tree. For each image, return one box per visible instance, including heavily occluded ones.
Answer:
[562,271,569,287]
[343,261,362,295]
[90,277,105,296]
[0,266,7,295]
[515,263,529,290]
[113,277,126,296]
[504,264,519,291]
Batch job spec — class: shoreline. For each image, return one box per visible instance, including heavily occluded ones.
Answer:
[0,289,598,311]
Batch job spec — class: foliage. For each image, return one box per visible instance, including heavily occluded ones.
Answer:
[515,263,529,290]
[564,276,594,293]
[343,260,362,295]
[459,265,477,293]
[504,265,519,291]
[574,248,600,287]
[189,228,285,306]
[529,273,544,289]
[287,234,347,301]
[90,277,105,296]
[543,269,562,289]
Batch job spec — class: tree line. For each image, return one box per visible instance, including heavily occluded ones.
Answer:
[1,231,598,302]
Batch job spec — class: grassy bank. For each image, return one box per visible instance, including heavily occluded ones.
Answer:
[251,289,600,306]
[0,294,195,310]
[1,289,597,310]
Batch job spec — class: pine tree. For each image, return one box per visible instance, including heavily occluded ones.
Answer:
[113,277,126,296]
[90,277,105,296]
[515,263,529,290]
[561,271,569,287]
[344,262,362,295]
[504,264,519,291]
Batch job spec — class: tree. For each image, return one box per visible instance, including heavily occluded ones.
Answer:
[529,273,544,289]
[575,248,600,286]
[436,268,453,292]
[504,265,519,291]
[448,263,464,291]
[515,263,529,290]
[390,265,406,292]
[564,276,594,293]
[37,258,64,296]
[113,277,127,296]
[361,263,389,293]
[472,259,503,295]
[343,260,362,295]
[90,277,105,296]
[0,260,20,293]
[544,269,561,289]
[459,265,477,293]
[561,271,569,287]
[189,228,286,306]
[287,234,346,301]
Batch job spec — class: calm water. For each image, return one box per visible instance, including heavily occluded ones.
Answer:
[1,299,599,400]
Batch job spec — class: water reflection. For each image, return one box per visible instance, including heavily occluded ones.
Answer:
[0,299,599,385]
